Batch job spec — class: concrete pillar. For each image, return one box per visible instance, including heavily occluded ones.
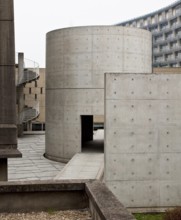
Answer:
[0,0,22,181]
[0,159,7,181]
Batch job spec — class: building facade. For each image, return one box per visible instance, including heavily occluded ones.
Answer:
[23,68,45,131]
[118,0,181,67]
[16,53,41,135]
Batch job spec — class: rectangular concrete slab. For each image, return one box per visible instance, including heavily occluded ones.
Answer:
[105,73,181,209]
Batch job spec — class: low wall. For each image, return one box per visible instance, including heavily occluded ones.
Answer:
[0,180,135,220]
[86,181,134,220]
[0,180,87,212]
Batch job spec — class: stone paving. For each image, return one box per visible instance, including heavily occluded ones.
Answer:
[8,134,65,181]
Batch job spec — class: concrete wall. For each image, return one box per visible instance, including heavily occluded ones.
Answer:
[105,72,181,210]
[0,0,21,180]
[0,0,17,144]
[46,26,152,162]
[14,67,180,130]
[0,180,135,220]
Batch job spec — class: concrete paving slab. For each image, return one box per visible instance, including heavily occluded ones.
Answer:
[8,134,65,181]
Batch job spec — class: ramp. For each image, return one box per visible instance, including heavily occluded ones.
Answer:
[54,153,104,180]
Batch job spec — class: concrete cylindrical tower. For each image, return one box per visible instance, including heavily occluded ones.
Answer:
[45,26,152,162]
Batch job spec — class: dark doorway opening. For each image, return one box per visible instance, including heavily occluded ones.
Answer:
[81,115,104,153]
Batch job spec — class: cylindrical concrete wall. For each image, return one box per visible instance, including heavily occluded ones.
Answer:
[45,26,152,162]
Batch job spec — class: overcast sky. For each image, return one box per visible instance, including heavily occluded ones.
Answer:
[14,0,176,67]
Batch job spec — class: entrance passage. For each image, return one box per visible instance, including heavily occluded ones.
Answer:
[81,115,104,153]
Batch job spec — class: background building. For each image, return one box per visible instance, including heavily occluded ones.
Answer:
[15,53,41,135]
[118,0,181,67]
[23,68,45,131]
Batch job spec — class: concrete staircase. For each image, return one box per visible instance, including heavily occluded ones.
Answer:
[18,69,39,86]
[17,67,40,124]
[23,107,39,123]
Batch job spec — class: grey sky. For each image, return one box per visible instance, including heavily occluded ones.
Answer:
[14,0,175,67]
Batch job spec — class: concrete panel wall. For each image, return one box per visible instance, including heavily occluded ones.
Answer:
[105,73,181,209]
[46,26,152,162]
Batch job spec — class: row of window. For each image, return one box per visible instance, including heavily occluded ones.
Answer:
[153,39,181,51]
[28,87,43,94]
[126,5,181,27]
[155,51,181,60]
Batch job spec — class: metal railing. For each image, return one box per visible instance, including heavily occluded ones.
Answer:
[16,54,39,86]
[18,101,40,124]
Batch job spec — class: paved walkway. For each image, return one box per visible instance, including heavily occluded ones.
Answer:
[8,135,65,181]
[55,153,104,180]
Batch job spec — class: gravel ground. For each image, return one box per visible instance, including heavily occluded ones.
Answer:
[0,210,92,220]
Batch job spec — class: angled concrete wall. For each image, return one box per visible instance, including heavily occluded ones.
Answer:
[46,26,152,162]
[105,72,181,210]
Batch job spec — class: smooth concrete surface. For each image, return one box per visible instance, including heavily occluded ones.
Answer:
[0,0,16,131]
[86,181,135,220]
[105,72,181,209]
[0,0,21,180]
[46,26,152,162]
[55,153,104,180]
[8,135,64,181]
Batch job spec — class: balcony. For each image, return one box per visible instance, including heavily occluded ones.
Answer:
[168,9,181,20]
